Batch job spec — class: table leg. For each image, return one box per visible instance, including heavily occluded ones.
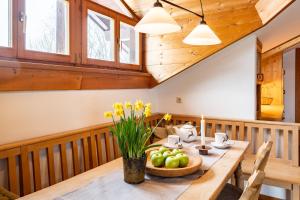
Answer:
[234,162,243,190]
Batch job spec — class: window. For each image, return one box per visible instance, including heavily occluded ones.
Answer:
[0,0,12,48]
[120,22,139,65]
[24,0,70,55]
[87,9,114,61]
[0,0,142,71]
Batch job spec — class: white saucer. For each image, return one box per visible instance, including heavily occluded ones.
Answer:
[211,141,234,149]
[163,143,183,149]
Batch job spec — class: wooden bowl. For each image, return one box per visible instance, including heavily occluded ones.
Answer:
[146,156,202,177]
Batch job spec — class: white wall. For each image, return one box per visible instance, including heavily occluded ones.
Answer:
[152,35,257,120]
[0,90,154,145]
[283,50,296,122]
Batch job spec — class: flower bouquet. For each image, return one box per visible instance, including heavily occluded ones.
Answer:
[104,100,171,184]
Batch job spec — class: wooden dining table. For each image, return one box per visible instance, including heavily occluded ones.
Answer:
[19,138,249,200]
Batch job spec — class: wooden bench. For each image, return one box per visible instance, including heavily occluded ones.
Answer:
[0,113,299,199]
[0,115,161,197]
[169,114,300,200]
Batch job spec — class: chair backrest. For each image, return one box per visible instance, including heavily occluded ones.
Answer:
[239,170,265,200]
[253,141,273,173]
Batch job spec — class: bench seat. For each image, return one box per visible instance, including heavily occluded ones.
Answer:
[242,154,300,186]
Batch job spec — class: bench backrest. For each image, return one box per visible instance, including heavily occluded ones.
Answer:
[0,113,298,197]
[169,114,300,167]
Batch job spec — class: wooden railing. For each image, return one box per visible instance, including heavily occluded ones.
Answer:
[0,113,299,197]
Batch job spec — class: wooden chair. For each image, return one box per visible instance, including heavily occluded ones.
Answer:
[217,170,265,200]
[217,141,272,200]
[252,141,273,172]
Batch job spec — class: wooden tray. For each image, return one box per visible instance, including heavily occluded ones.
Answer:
[146,156,202,177]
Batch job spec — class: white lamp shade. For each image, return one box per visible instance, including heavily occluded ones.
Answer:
[135,7,181,35]
[183,23,221,45]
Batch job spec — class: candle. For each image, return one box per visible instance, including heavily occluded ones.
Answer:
[201,115,206,146]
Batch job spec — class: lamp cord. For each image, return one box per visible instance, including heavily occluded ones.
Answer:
[200,0,204,20]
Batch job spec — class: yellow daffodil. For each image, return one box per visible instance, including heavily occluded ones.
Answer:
[104,111,113,118]
[163,113,172,121]
[145,103,151,109]
[134,100,144,111]
[125,101,132,109]
[144,106,152,117]
[113,102,123,110]
[114,108,124,117]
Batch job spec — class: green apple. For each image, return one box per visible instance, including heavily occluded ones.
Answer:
[150,150,159,158]
[151,153,164,167]
[176,153,189,168]
[158,146,169,154]
[165,156,180,168]
[172,149,183,155]
[162,151,174,159]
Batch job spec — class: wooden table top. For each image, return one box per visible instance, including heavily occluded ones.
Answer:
[19,139,249,200]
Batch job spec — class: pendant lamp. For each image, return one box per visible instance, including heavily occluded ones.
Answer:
[134,1,181,35]
[183,19,221,45]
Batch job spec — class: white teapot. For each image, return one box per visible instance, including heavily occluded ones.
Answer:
[174,123,197,142]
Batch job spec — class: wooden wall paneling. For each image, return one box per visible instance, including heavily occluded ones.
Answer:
[261,52,284,106]
[296,49,300,123]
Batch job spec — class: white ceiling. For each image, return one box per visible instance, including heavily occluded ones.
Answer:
[255,0,300,53]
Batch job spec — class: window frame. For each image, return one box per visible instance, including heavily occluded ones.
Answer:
[82,0,142,70]
[0,0,18,58]
[17,0,75,63]
[82,1,118,67]
[117,14,142,71]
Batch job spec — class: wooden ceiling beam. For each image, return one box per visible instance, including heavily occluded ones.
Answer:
[255,0,295,24]
[262,34,300,59]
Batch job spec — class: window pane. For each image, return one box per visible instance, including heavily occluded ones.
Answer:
[0,0,12,47]
[25,0,69,55]
[120,22,139,65]
[87,10,114,61]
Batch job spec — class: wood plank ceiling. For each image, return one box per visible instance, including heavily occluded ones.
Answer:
[124,0,263,84]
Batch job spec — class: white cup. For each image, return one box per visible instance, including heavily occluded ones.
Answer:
[168,135,180,146]
[215,132,228,144]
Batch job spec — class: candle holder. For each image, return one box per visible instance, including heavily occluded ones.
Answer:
[195,145,212,155]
